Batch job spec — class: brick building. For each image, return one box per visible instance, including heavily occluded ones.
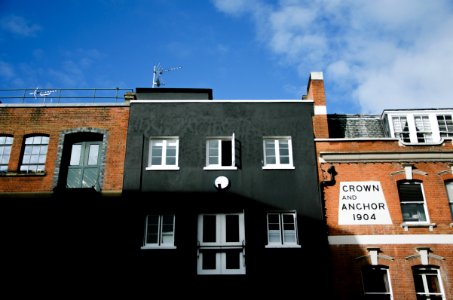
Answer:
[0,94,130,294]
[311,72,453,299]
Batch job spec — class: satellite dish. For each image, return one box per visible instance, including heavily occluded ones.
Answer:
[214,176,230,190]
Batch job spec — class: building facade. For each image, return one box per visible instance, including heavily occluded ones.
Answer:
[123,87,330,294]
[312,73,453,299]
[0,98,130,293]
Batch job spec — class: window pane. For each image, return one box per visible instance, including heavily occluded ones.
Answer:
[268,213,281,243]
[446,182,453,219]
[208,140,219,165]
[398,182,424,202]
[226,250,240,269]
[166,143,177,165]
[225,214,239,242]
[146,215,159,244]
[70,144,82,165]
[203,215,216,243]
[151,142,163,165]
[87,144,99,165]
[401,203,427,222]
[363,267,390,293]
[279,140,290,164]
[202,251,216,270]
[265,140,276,164]
[0,136,5,144]
[221,140,232,166]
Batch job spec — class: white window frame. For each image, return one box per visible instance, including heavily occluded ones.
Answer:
[0,136,13,173]
[446,181,453,222]
[398,181,430,225]
[262,136,295,169]
[437,114,453,138]
[413,267,446,300]
[20,135,49,173]
[146,137,179,170]
[203,133,237,170]
[265,211,300,248]
[361,266,393,299]
[141,214,176,249]
[197,212,245,275]
[386,111,453,144]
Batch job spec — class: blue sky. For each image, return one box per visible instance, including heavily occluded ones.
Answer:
[1,0,453,114]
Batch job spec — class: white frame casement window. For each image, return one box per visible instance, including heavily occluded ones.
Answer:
[141,214,176,249]
[398,181,430,225]
[0,135,13,173]
[146,137,179,170]
[20,135,49,173]
[197,212,245,275]
[262,137,294,169]
[266,211,300,248]
[413,266,446,300]
[386,111,453,144]
[361,266,393,299]
[204,133,237,170]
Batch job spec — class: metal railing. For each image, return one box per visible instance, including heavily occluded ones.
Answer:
[0,88,134,104]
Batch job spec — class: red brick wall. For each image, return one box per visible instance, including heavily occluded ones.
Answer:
[316,139,453,299]
[0,105,129,193]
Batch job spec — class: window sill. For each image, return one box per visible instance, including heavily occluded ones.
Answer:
[0,171,46,177]
[265,244,301,248]
[401,222,436,231]
[262,166,295,170]
[141,245,177,250]
[203,166,238,171]
[145,166,180,171]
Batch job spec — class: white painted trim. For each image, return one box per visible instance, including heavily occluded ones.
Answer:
[203,166,238,171]
[314,105,327,115]
[319,152,453,163]
[146,166,180,171]
[310,72,323,80]
[328,234,453,245]
[141,245,177,250]
[131,100,313,103]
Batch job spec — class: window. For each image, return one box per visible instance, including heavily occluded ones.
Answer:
[398,181,429,223]
[147,137,179,170]
[392,116,410,143]
[66,141,102,189]
[446,182,453,221]
[197,213,245,275]
[437,115,453,138]
[413,266,445,300]
[414,115,433,143]
[204,134,237,170]
[20,135,49,173]
[141,214,176,249]
[0,135,13,173]
[362,266,393,300]
[266,212,300,247]
[263,137,294,169]
[387,111,453,144]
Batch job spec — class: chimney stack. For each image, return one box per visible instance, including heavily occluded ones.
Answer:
[306,72,329,138]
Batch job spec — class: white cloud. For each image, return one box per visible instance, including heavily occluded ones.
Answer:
[0,15,41,37]
[213,0,453,113]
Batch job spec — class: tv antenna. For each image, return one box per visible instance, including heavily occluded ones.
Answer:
[152,63,182,88]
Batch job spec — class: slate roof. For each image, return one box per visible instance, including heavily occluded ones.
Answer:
[327,114,387,138]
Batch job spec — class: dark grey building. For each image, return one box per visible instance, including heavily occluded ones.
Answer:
[123,88,330,294]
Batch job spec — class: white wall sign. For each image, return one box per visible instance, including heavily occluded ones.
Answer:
[338,181,392,225]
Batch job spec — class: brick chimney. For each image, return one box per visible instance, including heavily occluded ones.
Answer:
[306,72,329,138]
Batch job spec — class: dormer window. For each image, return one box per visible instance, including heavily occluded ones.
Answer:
[386,111,453,144]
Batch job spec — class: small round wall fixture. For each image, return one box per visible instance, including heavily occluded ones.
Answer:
[214,176,230,190]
